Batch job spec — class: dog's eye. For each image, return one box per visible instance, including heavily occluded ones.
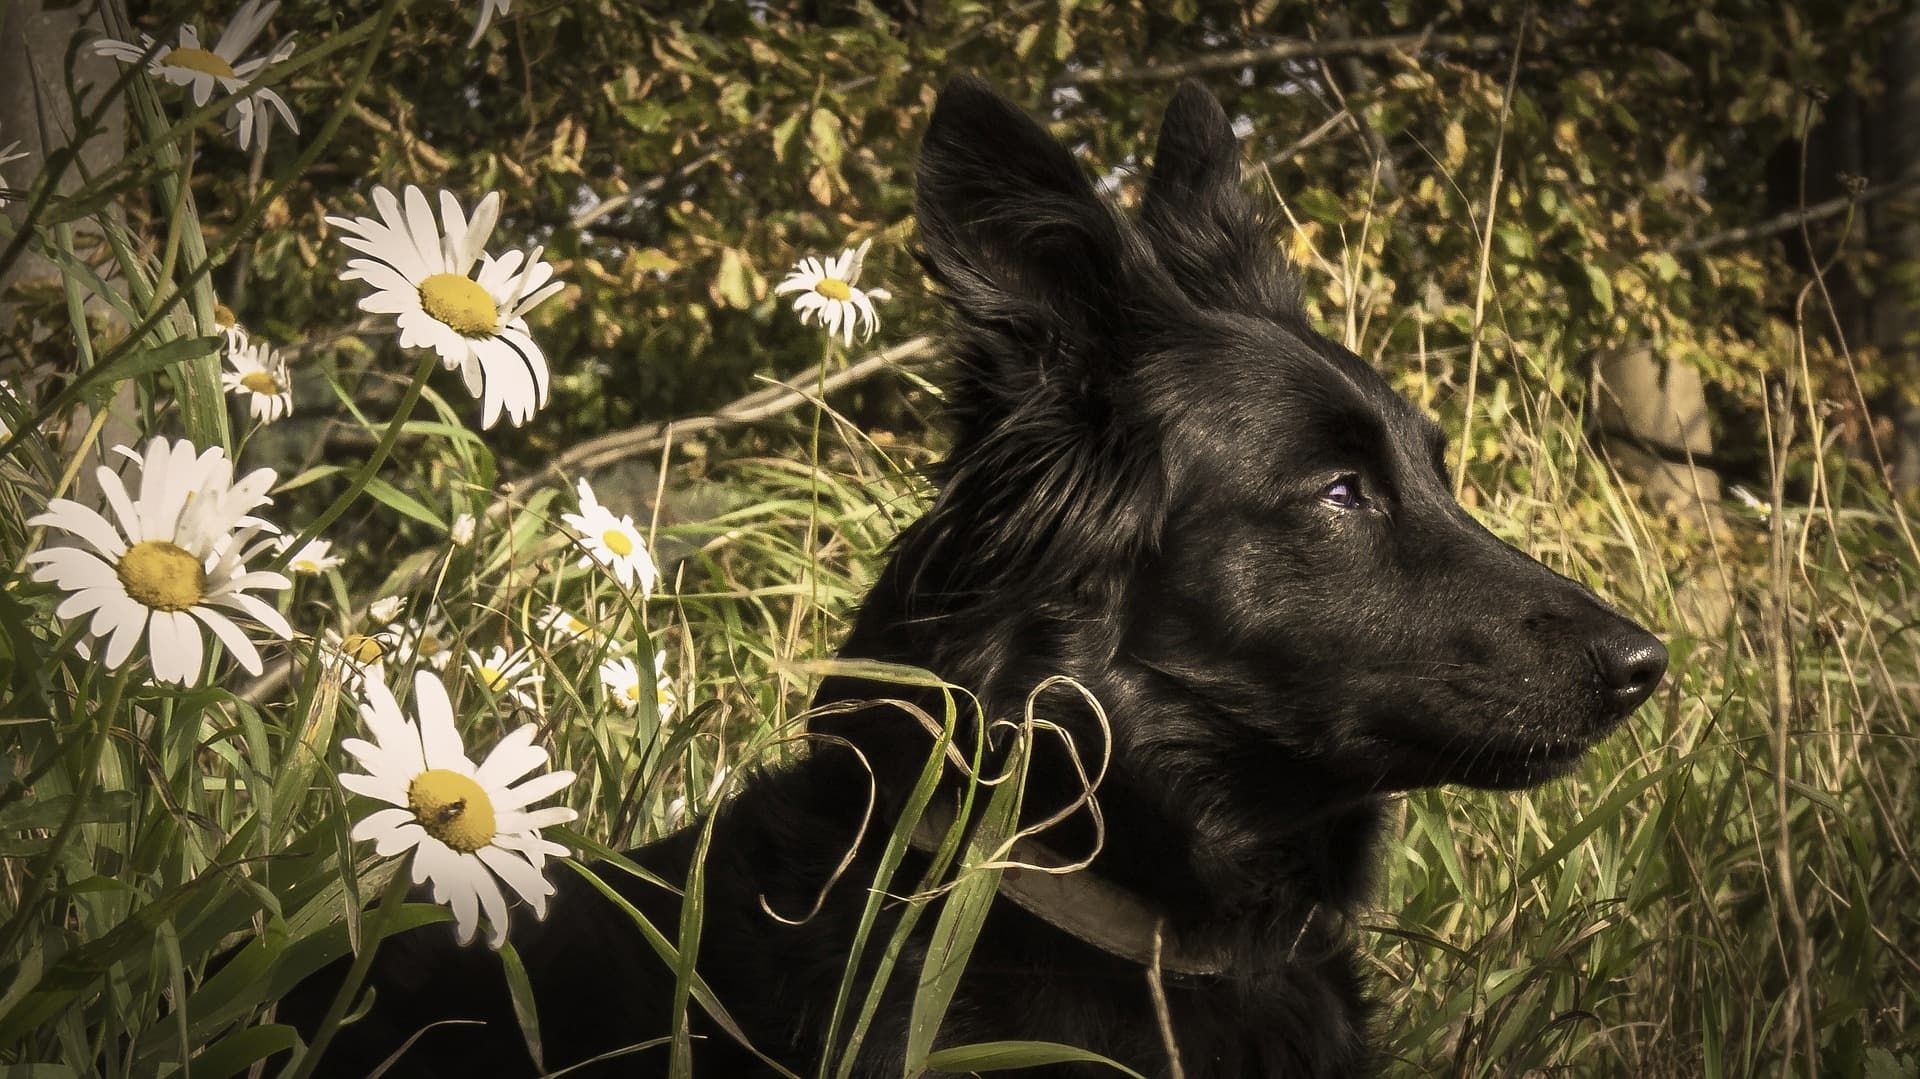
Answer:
[1321,475,1362,509]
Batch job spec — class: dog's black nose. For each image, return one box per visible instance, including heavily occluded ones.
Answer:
[1595,632,1667,714]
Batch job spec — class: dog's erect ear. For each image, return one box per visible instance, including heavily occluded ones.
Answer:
[916,75,1144,346]
[1142,81,1299,318]
[908,77,1170,605]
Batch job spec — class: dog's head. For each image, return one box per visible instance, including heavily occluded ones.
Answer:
[881,76,1663,798]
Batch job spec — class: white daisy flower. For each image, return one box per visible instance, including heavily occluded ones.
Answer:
[391,614,456,671]
[467,644,542,708]
[773,237,891,346]
[368,595,406,624]
[0,134,29,206]
[92,0,298,152]
[468,0,512,47]
[449,511,477,546]
[326,185,564,429]
[600,650,676,722]
[221,333,292,424]
[340,670,576,948]
[536,603,600,645]
[25,437,293,684]
[559,478,658,597]
[276,535,342,575]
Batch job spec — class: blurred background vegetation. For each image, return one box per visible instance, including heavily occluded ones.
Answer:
[3,0,1920,1076]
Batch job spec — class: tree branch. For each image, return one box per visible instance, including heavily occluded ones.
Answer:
[1052,31,1508,88]
[1671,172,1920,255]
[539,335,935,476]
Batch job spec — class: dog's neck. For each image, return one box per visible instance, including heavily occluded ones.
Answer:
[814,539,1383,963]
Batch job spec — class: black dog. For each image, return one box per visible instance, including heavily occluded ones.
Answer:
[285,76,1665,1077]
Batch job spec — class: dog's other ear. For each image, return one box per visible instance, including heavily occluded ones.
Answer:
[916,75,1144,351]
[1142,80,1300,318]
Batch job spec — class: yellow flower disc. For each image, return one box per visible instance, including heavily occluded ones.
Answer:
[601,529,634,557]
[294,559,320,574]
[240,371,282,395]
[163,47,236,78]
[418,634,444,660]
[813,278,852,301]
[213,302,238,328]
[476,665,509,692]
[407,769,496,853]
[117,540,205,612]
[341,634,386,664]
[623,684,641,704]
[418,273,500,336]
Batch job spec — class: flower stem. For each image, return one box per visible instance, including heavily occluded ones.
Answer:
[285,349,439,557]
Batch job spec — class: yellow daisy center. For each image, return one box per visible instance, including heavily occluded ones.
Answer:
[117,540,205,612]
[601,529,634,557]
[163,47,236,78]
[567,615,589,635]
[624,683,642,704]
[418,273,500,336]
[475,665,509,692]
[341,634,386,664]
[407,769,496,853]
[240,370,282,395]
[213,302,237,328]
[294,559,320,574]
[418,634,444,659]
[813,278,852,301]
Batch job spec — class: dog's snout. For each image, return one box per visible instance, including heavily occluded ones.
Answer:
[1594,631,1667,714]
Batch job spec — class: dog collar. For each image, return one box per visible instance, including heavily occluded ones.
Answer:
[909,800,1229,977]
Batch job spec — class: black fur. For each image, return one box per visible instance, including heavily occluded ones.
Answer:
[284,77,1666,1077]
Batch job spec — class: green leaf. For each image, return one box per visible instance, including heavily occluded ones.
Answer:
[631,248,681,274]
[63,335,220,413]
[807,108,843,170]
[905,730,1028,1070]
[1583,262,1615,313]
[713,248,752,310]
[1293,187,1347,225]
[0,791,135,833]
[770,112,802,164]
[360,478,444,528]
[496,943,544,1071]
[924,1041,1149,1077]
[177,1023,299,1079]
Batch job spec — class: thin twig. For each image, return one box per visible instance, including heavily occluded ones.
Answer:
[1052,30,1507,88]
[1453,15,1527,497]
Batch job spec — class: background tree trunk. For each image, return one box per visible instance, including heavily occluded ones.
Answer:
[0,0,137,497]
